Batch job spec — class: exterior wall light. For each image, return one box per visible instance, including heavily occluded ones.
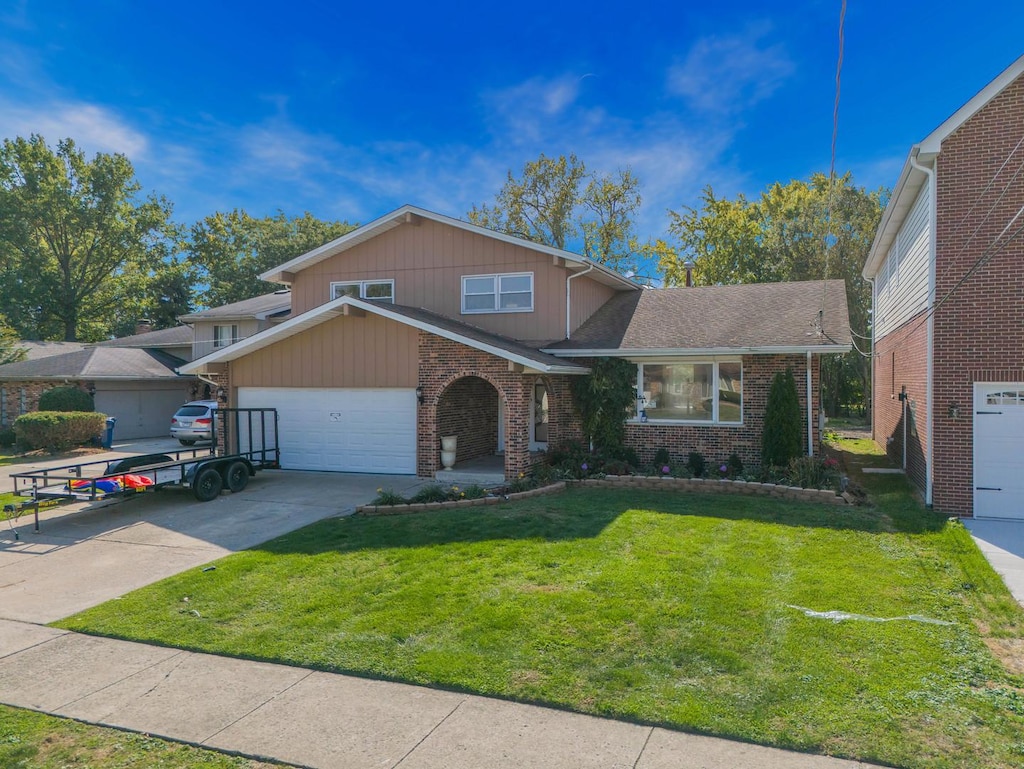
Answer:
[415,385,424,405]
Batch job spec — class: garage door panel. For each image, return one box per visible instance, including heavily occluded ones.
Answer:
[974,384,1024,519]
[237,387,415,474]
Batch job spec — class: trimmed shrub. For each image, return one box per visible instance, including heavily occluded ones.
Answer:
[0,427,15,448]
[762,368,802,468]
[38,386,94,413]
[687,451,706,478]
[13,411,105,451]
[652,448,671,466]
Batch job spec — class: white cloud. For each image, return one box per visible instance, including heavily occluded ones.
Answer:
[667,25,795,114]
[0,99,149,158]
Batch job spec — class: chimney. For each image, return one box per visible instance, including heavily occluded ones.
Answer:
[135,318,153,335]
[683,260,695,287]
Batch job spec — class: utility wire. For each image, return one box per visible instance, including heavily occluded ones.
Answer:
[819,0,847,326]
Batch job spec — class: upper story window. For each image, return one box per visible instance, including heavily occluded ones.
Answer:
[461,272,534,314]
[634,360,742,425]
[330,279,394,304]
[213,324,239,348]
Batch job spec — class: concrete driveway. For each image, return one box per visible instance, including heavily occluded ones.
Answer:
[964,517,1024,605]
[0,469,425,624]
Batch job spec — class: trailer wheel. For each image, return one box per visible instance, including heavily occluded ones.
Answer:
[193,467,223,501]
[224,461,250,493]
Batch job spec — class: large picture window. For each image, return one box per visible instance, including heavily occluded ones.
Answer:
[635,360,742,424]
[330,279,394,303]
[461,272,533,314]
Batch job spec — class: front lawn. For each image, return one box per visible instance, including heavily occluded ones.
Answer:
[0,704,275,768]
[57,445,1024,768]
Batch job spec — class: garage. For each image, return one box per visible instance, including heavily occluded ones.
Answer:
[973,383,1024,518]
[236,387,417,474]
[94,381,192,440]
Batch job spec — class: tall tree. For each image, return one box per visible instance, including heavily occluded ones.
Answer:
[468,153,641,273]
[664,173,885,415]
[187,210,356,307]
[0,314,27,365]
[0,135,175,341]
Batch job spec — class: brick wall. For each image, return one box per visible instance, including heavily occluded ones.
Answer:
[873,308,929,496]
[0,380,94,427]
[418,332,565,479]
[931,71,1024,515]
[437,375,499,462]
[624,354,821,470]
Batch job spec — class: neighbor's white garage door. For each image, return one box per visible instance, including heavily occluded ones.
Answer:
[236,387,416,474]
[974,383,1024,519]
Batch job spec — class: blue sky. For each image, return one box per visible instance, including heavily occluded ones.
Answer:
[1,0,1022,245]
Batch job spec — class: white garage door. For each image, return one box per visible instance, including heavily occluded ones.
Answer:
[236,387,416,474]
[974,383,1024,519]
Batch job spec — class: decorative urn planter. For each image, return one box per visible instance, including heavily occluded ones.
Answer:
[441,436,457,470]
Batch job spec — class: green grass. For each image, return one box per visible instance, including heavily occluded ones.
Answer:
[56,441,1024,768]
[0,704,276,768]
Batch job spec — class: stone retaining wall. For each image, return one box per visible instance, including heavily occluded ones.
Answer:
[356,475,849,515]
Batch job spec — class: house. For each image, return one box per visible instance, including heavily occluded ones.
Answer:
[178,290,292,360]
[0,325,197,439]
[863,54,1024,519]
[179,205,851,480]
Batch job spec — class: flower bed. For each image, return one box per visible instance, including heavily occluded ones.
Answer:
[356,481,568,515]
[357,474,851,515]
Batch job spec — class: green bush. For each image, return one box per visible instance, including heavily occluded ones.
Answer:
[38,386,94,412]
[0,427,16,448]
[762,368,802,468]
[787,455,841,491]
[686,451,706,478]
[371,487,408,506]
[13,411,105,451]
[410,484,453,504]
[652,448,671,466]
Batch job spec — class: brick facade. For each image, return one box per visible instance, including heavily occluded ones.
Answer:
[0,380,96,427]
[930,72,1024,515]
[873,308,929,496]
[624,354,821,470]
[417,332,584,480]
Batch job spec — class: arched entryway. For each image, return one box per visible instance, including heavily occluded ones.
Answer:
[436,375,503,472]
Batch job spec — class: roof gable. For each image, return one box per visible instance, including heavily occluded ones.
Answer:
[865,54,1024,279]
[179,296,589,376]
[258,205,638,292]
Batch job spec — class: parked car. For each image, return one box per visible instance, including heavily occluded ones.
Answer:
[170,400,218,445]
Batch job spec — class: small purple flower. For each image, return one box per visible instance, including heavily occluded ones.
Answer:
[661,465,671,474]
[581,462,588,471]
[720,464,728,474]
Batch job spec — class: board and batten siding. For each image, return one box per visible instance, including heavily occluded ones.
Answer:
[875,183,932,339]
[290,217,617,343]
[230,313,418,389]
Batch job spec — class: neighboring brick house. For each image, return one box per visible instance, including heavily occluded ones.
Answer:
[863,54,1024,519]
[179,205,851,480]
[0,325,196,439]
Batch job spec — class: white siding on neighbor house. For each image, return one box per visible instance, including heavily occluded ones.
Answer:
[876,184,932,339]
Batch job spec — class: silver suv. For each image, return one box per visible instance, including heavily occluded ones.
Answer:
[170,400,218,445]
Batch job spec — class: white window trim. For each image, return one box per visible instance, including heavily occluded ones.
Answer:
[461,272,534,314]
[329,279,395,303]
[213,324,239,349]
[630,358,743,426]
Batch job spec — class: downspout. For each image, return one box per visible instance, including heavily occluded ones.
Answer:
[565,264,595,339]
[910,150,936,506]
[806,351,814,457]
[865,274,875,440]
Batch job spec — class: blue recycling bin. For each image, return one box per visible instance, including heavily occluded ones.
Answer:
[102,417,117,449]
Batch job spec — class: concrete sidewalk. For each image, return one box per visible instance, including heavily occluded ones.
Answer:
[965,518,1024,605]
[0,619,878,769]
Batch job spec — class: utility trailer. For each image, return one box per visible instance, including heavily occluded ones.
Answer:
[5,408,279,533]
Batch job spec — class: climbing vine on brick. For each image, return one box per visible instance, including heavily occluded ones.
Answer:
[570,357,637,451]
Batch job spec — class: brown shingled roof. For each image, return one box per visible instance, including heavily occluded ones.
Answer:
[547,279,851,353]
[0,348,186,380]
